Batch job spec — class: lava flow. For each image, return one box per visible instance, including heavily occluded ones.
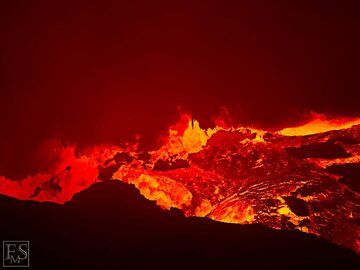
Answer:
[0,113,360,253]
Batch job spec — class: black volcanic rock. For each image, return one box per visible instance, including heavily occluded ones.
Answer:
[283,196,310,216]
[327,163,360,192]
[153,158,190,171]
[285,142,351,159]
[0,181,358,270]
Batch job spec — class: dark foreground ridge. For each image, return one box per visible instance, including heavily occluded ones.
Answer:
[0,180,359,270]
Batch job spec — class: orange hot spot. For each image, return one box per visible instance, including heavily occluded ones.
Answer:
[114,169,193,210]
[152,117,221,161]
[182,120,209,153]
[279,115,360,136]
[209,203,255,224]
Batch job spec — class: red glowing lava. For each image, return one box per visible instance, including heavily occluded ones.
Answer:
[0,113,360,253]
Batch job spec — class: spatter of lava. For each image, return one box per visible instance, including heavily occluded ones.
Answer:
[1,113,360,253]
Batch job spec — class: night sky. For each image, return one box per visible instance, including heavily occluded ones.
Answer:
[1,1,359,178]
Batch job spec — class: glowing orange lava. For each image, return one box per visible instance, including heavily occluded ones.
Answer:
[279,114,360,136]
[0,112,360,253]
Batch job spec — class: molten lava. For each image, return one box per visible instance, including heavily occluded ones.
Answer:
[279,114,360,136]
[1,113,360,253]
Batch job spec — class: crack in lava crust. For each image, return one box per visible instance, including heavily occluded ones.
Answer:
[1,113,360,253]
